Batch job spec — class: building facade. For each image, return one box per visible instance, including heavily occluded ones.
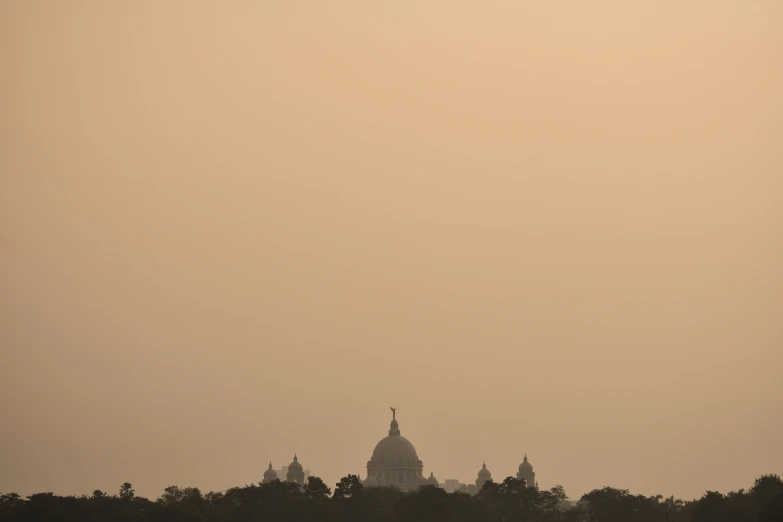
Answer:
[264,408,539,494]
[263,462,278,483]
[265,460,311,484]
[364,408,426,491]
[286,454,305,484]
[517,454,537,489]
[476,462,492,491]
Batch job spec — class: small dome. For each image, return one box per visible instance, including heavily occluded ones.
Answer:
[426,471,439,486]
[264,462,278,479]
[289,454,303,472]
[519,454,533,472]
[478,462,492,478]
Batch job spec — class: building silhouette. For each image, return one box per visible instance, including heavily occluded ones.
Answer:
[266,459,311,485]
[264,409,538,493]
[476,462,492,490]
[441,479,462,493]
[286,454,305,485]
[364,408,426,490]
[263,462,278,483]
[517,454,537,489]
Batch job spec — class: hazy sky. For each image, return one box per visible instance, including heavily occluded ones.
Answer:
[1,0,782,502]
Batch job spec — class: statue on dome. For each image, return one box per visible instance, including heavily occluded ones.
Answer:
[390,406,397,420]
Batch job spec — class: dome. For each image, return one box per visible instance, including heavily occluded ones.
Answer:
[289,454,303,472]
[264,462,278,480]
[519,454,533,472]
[478,462,492,478]
[370,408,419,459]
[426,472,439,486]
[372,435,419,459]
[366,409,426,492]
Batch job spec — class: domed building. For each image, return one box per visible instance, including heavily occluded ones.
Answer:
[425,472,439,487]
[475,462,492,490]
[365,408,426,491]
[286,454,305,485]
[263,462,278,483]
[516,454,536,489]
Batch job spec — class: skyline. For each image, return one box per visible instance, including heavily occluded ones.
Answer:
[0,405,776,500]
[2,0,781,504]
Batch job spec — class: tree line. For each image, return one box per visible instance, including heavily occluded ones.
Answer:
[1,473,781,521]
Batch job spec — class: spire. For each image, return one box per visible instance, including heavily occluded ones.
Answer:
[268,461,273,469]
[388,409,400,436]
[524,453,528,462]
[293,453,298,462]
[482,461,486,469]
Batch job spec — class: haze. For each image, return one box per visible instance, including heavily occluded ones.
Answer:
[1,0,781,502]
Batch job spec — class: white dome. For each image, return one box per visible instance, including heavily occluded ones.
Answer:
[289,454,303,472]
[372,435,419,459]
[263,462,278,482]
[365,410,426,492]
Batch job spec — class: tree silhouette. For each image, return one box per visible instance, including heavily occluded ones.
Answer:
[333,474,364,500]
[759,492,783,522]
[0,473,780,521]
[119,482,135,499]
[305,476,332,501]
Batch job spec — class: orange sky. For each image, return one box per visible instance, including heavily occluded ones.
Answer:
[1,0,782,501]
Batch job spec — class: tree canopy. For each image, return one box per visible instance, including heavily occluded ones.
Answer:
[0,473,780,522]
